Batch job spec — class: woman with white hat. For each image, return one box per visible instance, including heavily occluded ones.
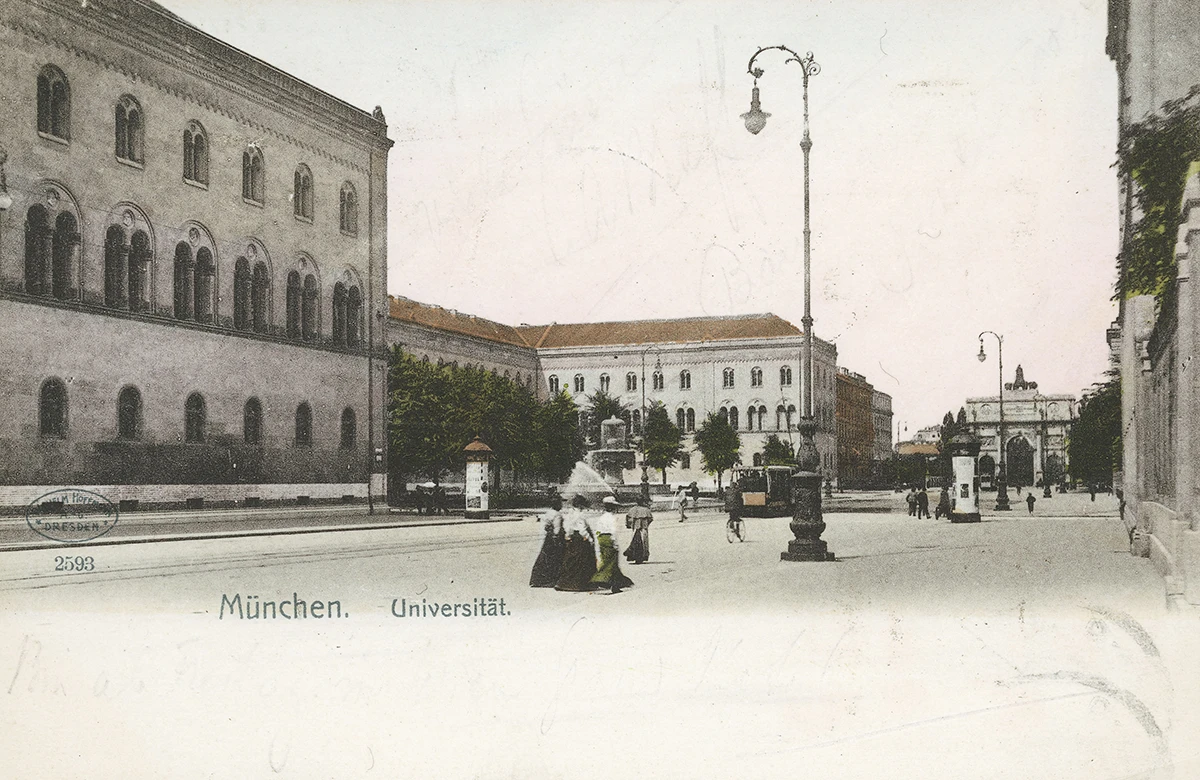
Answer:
[589,495,633,593]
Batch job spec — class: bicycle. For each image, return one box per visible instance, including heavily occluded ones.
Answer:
[725,515,745,543]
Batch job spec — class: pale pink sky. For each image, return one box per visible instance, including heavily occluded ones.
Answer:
[169,0,1119,433]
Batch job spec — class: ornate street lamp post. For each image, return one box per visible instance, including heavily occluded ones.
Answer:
[743,45,832,561]
[1039,399,1052,498]
[977,331,1011,511]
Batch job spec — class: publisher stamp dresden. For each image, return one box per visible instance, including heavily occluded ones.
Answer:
[26,489,119,544]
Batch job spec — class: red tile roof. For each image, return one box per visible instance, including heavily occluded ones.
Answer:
[388,296,532,348]
[514,314,802,349]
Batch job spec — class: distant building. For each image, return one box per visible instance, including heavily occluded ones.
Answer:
[386,303,841,487]
[963,366,1075,490]
[836,368,874,488]
[871,390,894,462]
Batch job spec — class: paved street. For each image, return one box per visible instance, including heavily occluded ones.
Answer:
[1,491,1195,779]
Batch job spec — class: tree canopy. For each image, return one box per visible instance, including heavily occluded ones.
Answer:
[643,402,684,484]
[1069,370,1121,487]
[760,434,796,467]
[694,412,741,489]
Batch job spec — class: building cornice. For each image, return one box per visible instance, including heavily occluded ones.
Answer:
[10,1,392,176]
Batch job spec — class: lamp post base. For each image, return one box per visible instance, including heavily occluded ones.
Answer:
[783,447,835,562]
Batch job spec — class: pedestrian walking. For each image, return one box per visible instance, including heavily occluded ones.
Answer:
[529,496,566,587]
[688,481,700,509]
[1026,493,1036,515]
[674,485,688,522]
[917,488,931,519]
[1089,484,1096,502]
[906,489,918,517]
[934,488,952,520]
[623,496,653,564]
[555,496,598,592]
[590,496,633,593]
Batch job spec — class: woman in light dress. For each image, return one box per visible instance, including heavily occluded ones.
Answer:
[555,495,599,591]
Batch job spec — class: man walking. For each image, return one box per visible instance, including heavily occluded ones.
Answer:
[916,488,931,519]
[906,489,918,517]
[1026,492,1036,515]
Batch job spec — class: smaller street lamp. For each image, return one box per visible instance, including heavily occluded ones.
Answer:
[639,347,662,504]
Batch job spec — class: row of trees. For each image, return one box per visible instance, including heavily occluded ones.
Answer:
[1068,370,1121,487]
[387,348,582,485]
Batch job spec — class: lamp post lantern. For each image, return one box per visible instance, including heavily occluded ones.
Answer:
[977,331,1011,511]
[744,45,832,562]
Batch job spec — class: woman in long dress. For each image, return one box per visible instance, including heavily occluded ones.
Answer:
[529,496,565,587]
[623,496,652,564]
[555,495,598,592]
[590,496,634,593]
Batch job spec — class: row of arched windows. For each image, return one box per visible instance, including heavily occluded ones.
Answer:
[547,364,798,395]
[717,404,798,432]
[38,379,358,449]
[22,200,365,347]
[35,64,360,234]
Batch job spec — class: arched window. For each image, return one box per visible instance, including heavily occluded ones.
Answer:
[233,257,251,330]
[729,406,739,430]
[51,212,78,300]
[340,182,358,235]
[599,374,610,393]
[295,403,313,447]
[746,406,755,431]
[286,271,301,338]
[574,374,585,393]
[781,365,793,387]
[184,392,206,443]
[117,387,141,440]
[244,398,263,445]
[548,375,559,394]
[301,274,318,340]
[39,378,67,438]
[719,407,728,424]
[242,146,265,203]
[652,371,664,391]
[723,367,735,389]
[786,404,796,430]
[174,243,194,319]
[751,367,763,387]
[104,226,127,308]
[37,65,71,141]
[346,286,362,347]
[332,282,346,344]
[293,165,314,220]
[193,247,215,323]
[776,405,786,431]
[753,452,763,467]
[183,121,208,185]
[114,95,144,164]
[341,408,356,449]
[626,373,637,392]
[758,405,768,431]
[680,370,691,390]
[126,230,150,312]
[686,408,696,432]
[676,408,686,429]
[632,409,641,433]
[252,263,270,333]
[24,205,50,296]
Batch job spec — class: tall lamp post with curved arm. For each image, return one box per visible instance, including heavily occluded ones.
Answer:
[977,331,1012,511]
[743,45,832,561]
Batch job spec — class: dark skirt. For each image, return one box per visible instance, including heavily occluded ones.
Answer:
[623,527,649,564]
[555,532,598,592]
[591,533,633,591]
[530,530,565,587]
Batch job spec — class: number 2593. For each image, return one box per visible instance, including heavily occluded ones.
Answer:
[54,556,95,572]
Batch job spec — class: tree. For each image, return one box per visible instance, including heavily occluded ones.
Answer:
[643,402,683,484]
[760,434,796,466]
[537,390,584,483]
[1069,370,1121,487]
[583,389,630,447]
[694,412,741,490]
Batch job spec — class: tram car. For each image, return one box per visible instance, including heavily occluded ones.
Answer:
[732,466,795,517]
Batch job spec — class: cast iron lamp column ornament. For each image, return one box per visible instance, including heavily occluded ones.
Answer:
[977,331,1011,510]
[743,45,832,561]
[1039,399,1052,498]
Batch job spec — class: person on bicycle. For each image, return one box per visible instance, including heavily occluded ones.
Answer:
[725,479,744,529]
